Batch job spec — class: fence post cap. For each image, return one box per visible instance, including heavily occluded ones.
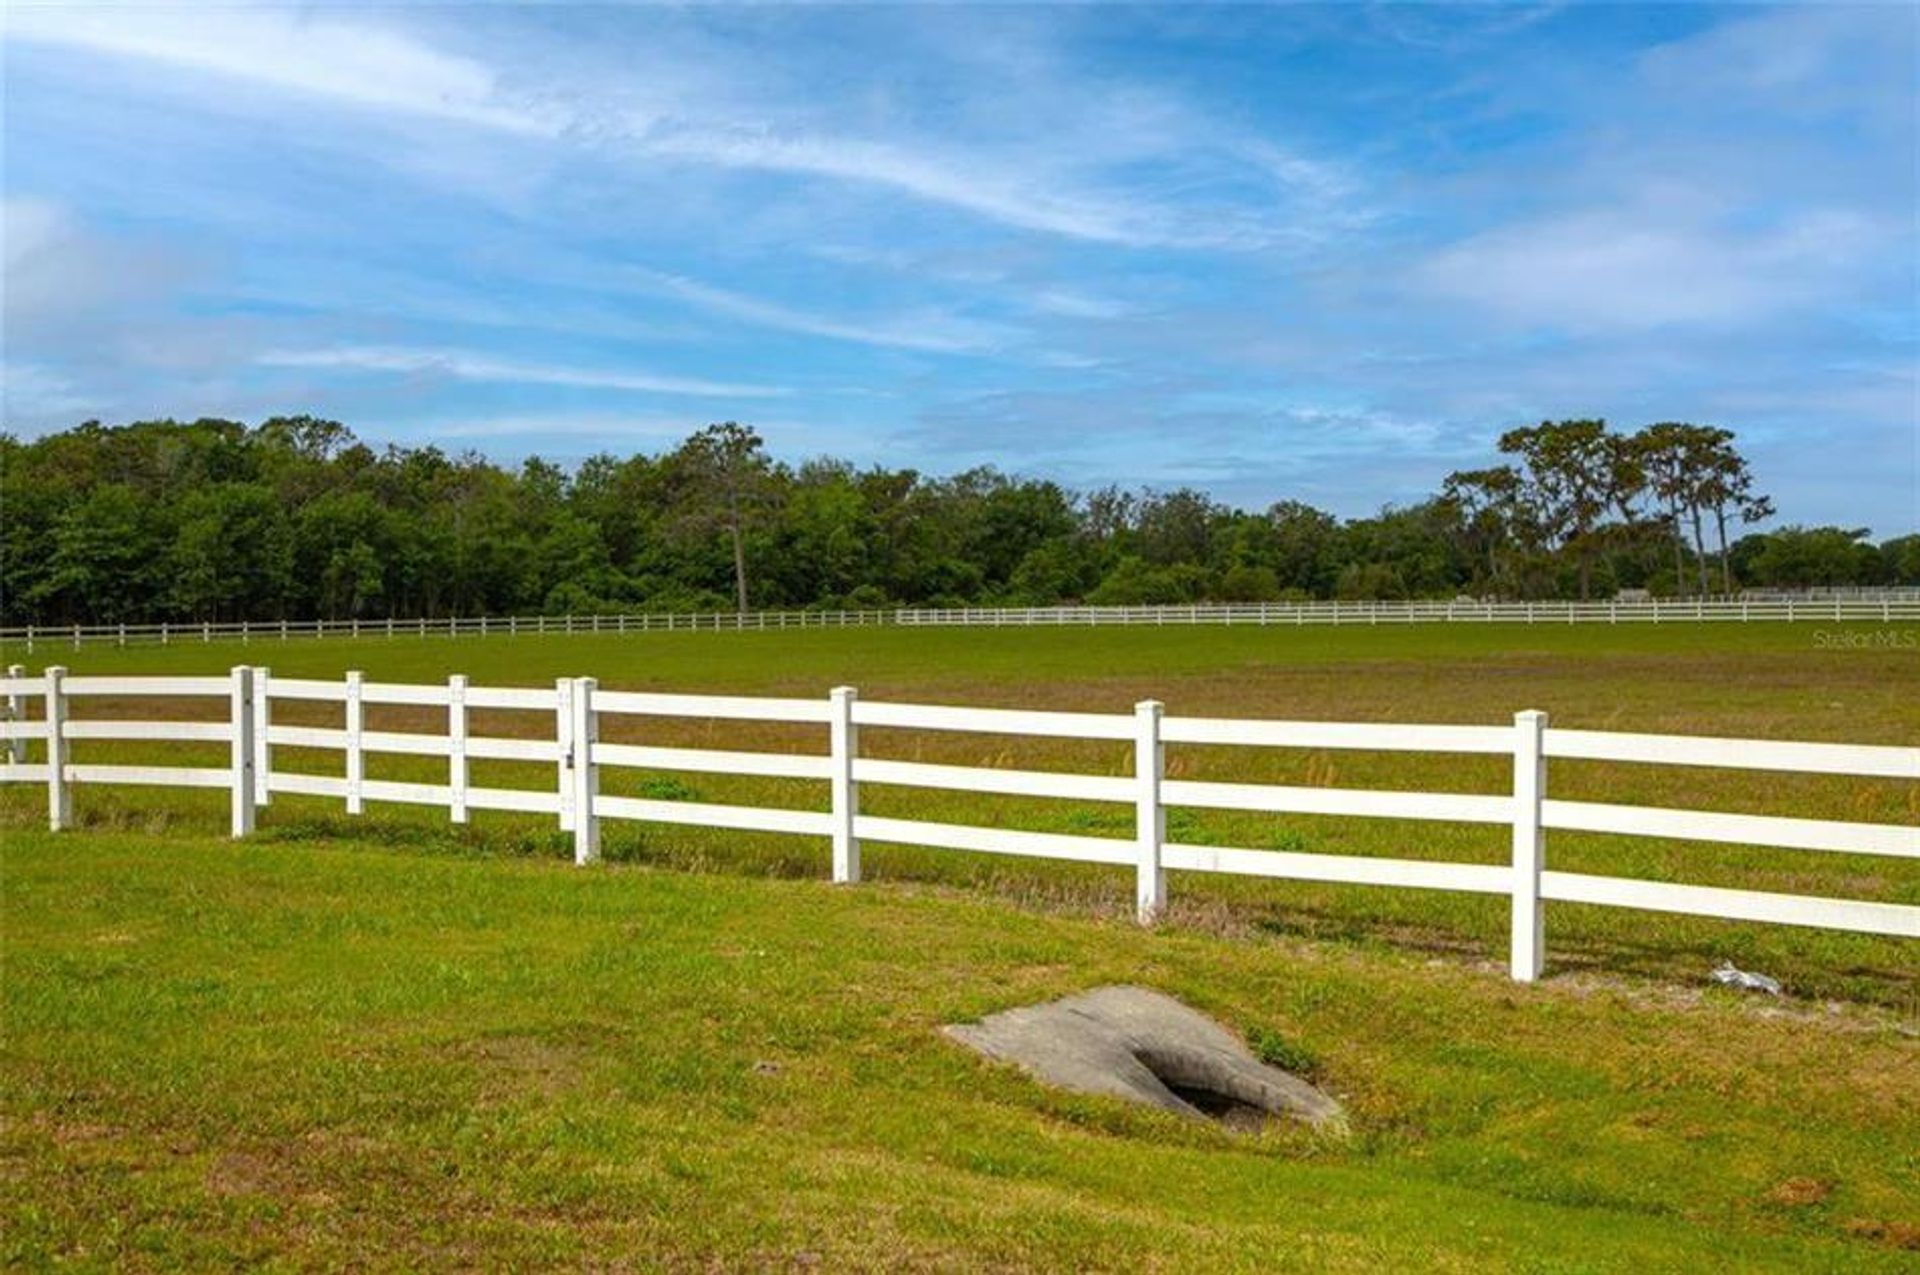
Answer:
[1134,699,1164,715]
[829,685,858,701]
[1514,708,1548,724]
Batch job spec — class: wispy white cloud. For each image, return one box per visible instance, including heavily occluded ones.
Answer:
[1639,2,1915,120]
[2,197,64,273]
[256,346,785,398]
[1415,202,1884,330]
[1361,3,1569,54]
[1024,288,1135,321]
[801,245,1137,322]
[636,271,1013,354]
[1,361,96,417]
[2,197,198,328]
[1401,8,1911,338]
[4,5,561,135]
[4,4,1361,251]
[629,122,1207,248]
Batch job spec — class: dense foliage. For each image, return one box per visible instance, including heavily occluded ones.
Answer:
[1,416,1913,624]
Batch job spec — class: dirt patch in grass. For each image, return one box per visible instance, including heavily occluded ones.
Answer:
[1842,1218,1920,1251]
[457,1033,590,1101]
[15,1112,127,1149]
[1766,1176,1833,1207]
[205,1150,295,1199]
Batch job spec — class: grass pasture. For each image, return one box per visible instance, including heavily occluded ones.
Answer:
[3,622,1917,1266]
[6,622,1915,999]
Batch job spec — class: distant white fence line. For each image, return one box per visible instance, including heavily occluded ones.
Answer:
[894,598,1920,627]
[3,663,1915,982]
[5,595,1920,651]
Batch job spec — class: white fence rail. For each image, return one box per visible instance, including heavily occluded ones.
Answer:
[5,595,1919,651]
[3,662,1915,981]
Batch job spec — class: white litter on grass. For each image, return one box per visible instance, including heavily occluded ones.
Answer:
[1711,962,1782,995]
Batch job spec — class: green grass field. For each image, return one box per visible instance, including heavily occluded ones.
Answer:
[3,622,1916,1266]
[6,622,1914,997]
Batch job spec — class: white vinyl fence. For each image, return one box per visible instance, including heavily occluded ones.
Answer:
[3,663,1915,982]
[5,594,1919,652]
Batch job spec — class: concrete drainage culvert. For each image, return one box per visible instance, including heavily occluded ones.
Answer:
[944,985,1344,1134]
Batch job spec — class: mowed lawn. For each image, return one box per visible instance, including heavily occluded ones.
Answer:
[5,830,1918,1269]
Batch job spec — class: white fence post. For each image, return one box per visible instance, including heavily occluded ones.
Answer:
[45,666,69,830]
[830,686,859,883]
[571,677,599,863]
[1135,699,1166,924]
[554,677,575,833]
[1510,709,1548,982]
[5,663,24,764]
[344,670,364,815]
[230,666,255,838]
[252,666,271,808]
[448,674,468,824]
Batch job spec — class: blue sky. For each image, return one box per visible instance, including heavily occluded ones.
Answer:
[3,2,1915,532]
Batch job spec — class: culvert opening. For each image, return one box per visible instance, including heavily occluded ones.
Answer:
[1160,1080,1275,1132]
[943,985,1346,1134]
[1132,1044,1291,1132]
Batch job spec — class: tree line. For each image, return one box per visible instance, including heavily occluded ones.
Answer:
[1,415,1914,625]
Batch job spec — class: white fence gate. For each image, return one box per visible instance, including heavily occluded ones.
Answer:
[3,663,1915,982]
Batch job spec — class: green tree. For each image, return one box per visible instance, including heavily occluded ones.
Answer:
[1087,556,1203,605]
[33,484,159,623]
[676,422,770,614]
[1218,563,1281,602]
[1441,467,1527,596]
[1693,431,1772,594]
[1634,422,1746,596]
[1879,534,1920,586]
[0,413,1822,624]
[169,484,291,621]
[1260,501,1341,596]
[1743,526,1880,587]
[1498,420,1613,600]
